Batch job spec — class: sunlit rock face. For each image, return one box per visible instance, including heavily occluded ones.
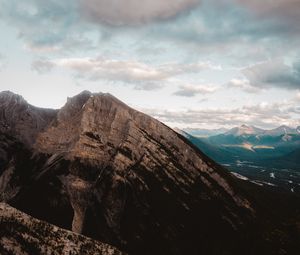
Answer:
[0,91,258,255]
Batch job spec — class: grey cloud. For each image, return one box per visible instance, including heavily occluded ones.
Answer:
[31,59,55,74]
[242,59,300,90]
[138,0,300,63]
[0,0,96,53]
[80,0,200,26]
[133,82,164,91]
[1,0,299,63]
[174,84,218,97]
[236,0,300,30]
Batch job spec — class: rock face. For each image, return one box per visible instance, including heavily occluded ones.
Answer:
[0,203,125,255]
[0,91,279,254]
[0,91,57,146]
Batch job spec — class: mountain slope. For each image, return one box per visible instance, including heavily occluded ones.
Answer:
[0,91,258,255]
[0,203,124,255]
[177,131,236,163]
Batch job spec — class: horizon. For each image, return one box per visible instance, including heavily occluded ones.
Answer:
[0,0,300,129]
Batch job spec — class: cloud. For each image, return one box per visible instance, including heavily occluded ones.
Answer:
[236,0,300,31]
[174,84,218,97]
[0,53,5,71]
[227,78,260,93]
[0,0,97,53]
[242,59,300,90]
[142,100,300,129]
[295,91,300,101]
[1,0,299,63]
[31,59,55,74]
[79,0,201,26]
[36,57,219,90]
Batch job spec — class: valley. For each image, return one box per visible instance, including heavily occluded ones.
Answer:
[181,125,300,194]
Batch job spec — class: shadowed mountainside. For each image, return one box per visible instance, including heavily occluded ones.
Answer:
[0,203,125,255]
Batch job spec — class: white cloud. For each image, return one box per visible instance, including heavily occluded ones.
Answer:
[294,91,300,101]
[227,78,260,93]
[142,100,300,129]
[174,84,219,97]
[33,57,220,90]
[80,0,200,26]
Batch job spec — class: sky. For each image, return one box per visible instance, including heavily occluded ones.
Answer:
[0,0,300,129]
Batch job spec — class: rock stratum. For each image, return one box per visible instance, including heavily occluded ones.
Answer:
[0,90,299,255]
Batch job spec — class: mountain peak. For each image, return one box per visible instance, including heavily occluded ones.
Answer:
[36,91,139,155]
[265,125,297,136]
[240,124,250,128]
[226,124,263,136]
[0,90,26,105]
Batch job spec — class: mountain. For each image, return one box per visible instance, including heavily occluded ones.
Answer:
[0,91,57,146]
[0,203,124,255]
[183,128,300,194]
[275,148,300,166]
[183,125,300,140]
[206,123,300,159]
[0,91,299,255]
[0,91,258,255]
[225,124,265,136]
[176,130,236,163]
[263,125,299,136]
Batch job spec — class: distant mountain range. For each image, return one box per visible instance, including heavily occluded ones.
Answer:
[178,124,300,193]
[184,124,300,138]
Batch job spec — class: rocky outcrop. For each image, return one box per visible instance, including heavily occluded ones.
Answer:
[0,203,125,255]
[1,90,297,255]
[0,91,57,146]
